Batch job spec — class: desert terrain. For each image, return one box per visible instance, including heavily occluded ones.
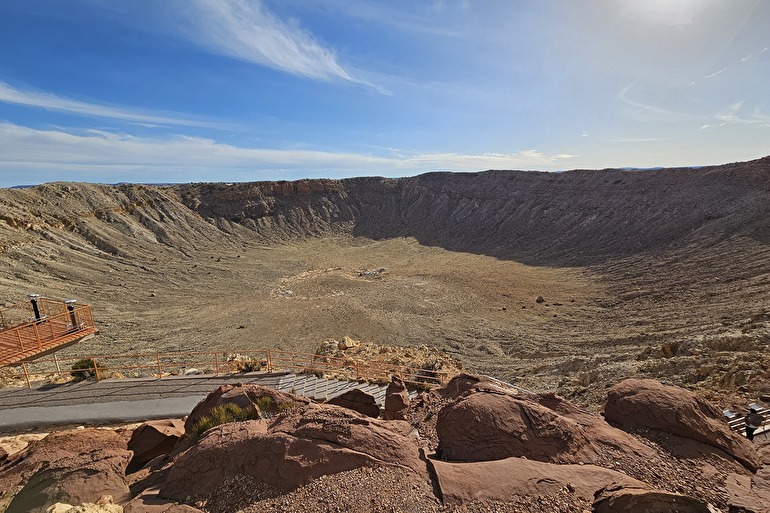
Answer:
[0,157,769,409]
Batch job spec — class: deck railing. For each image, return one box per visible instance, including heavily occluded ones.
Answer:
[3,348,447,390]
[0,303,97,366]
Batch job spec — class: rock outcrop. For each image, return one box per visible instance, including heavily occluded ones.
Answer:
[325,388,380,418]
[0,429,131,513]
[604,379,760,471]
[383,376,410,420]
[160,403,424,503]
[127,419,185,474]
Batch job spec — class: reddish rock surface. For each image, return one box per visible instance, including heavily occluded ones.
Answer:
[325,388,380,418]
[428,456,647,505]
[127,419,185,473]
[183,384,309,434]
[604,379,760,471]
[593,486,712,513]
[160,403,425,503]
[436,390,602,463]
[383,376,410,420]
[0,429,131,513]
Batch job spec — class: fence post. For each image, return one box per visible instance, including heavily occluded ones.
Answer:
[156,355,162,378]
[32,322,42,350]
[92,357,100,381]
[54,354,61,374]
[22,362,31,388]
[215,353,220,374]
[267,351,272,373]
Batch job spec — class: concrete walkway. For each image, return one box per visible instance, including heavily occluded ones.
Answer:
[0,372,400,433]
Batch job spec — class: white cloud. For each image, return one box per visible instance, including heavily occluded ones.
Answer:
[183,0,387,93]
[0,122,575,184]
[713,101,770,127]
[618,83,678,122]
[0,82,229,129]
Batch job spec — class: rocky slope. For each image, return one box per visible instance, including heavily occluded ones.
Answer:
[0,157,768,408]
[1,377,770,512]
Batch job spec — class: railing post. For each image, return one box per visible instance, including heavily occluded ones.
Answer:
[54,354,61,374]
[215,353,220,374]
[32,322,42,350]
[92,357,100,381]
[267,351,272,373]
[22,362,31,388]
[156,355,162,378]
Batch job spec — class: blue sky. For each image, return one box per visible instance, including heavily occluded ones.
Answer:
[0,0,768,187]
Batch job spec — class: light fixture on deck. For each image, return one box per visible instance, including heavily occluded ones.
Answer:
[28,294,41,321]
[65,299,79,330]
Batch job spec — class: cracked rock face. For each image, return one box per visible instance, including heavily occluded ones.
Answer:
[160,403,425,503]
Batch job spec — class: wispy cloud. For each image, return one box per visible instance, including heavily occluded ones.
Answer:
[183,0,388,93]
[618,83,677,122]
[712,101,770,127]
[703,67,726,79]
[0,122,575,185]
[0,81,229,129]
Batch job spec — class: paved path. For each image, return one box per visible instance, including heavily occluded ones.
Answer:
[0,372,400,433]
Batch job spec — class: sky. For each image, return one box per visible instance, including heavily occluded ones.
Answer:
[0,0,768,187]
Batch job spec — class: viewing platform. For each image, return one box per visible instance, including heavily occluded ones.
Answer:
[0,296,97,367]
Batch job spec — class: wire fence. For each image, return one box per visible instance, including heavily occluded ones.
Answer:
[4,348,448,390]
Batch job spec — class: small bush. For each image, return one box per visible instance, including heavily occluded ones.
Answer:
[256,395,272,412]
[70,358,107,380]
[190,403,258,441]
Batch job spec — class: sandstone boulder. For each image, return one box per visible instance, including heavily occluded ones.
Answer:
[604,379,760,471]
[431,373,484,399]
[593,486,713,513]
[383,376,410,420]
[428,456,646,505]
[123,488,203,513]
[160,404,424,503]
[0,429,131,513]
[127,419,185,473]
[183,384,308,434]
[436,390,601,463]
[337,336,360,350]
[326,388,380,418]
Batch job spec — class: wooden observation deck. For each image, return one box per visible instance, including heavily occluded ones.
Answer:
[0,297,97,366]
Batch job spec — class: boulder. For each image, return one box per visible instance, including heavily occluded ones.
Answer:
[431,373,485,400]
[123,488,203,513]
[436,390,601,463]
[326,388,380,418]
[383,376,410,420]
[428,456,647,505]
[160,404,424,503]
[127,419,185,473]
[593,486,713,513]
[183,384,309,434]
[0,429,131,512]
[337,336,360,350]
[604,379,760,471]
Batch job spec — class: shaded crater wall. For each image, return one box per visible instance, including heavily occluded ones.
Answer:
[172,158,770,266]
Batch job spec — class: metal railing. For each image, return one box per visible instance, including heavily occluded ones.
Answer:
[0,303,97,366]
[5,348,447,390]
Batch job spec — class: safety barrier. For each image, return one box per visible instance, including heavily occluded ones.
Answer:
[0,300,97,366]
[5,348,446,390]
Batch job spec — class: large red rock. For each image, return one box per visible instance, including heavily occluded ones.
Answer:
[383,376,410,420]
[160,403,425,503]
[593,485,713,513]
[326,388,380,418]
[436,390,602,463]
[0,429,131,513]
[428,456,646,505]
[127,419,185,473]
[604,379,760,471]
[183,383,309,434]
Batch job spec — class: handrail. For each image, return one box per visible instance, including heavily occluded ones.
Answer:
[5,348,449,390]
[0,304,97,366]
